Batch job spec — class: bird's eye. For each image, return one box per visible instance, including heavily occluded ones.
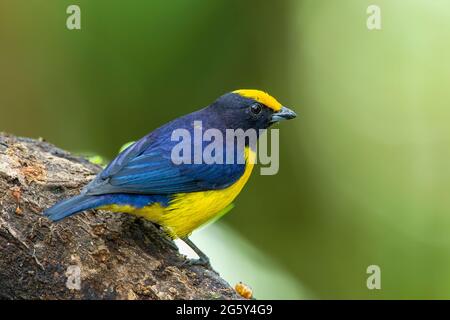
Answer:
[250,103,262,115]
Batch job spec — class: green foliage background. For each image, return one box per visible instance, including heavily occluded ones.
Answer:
[1,0,450,299]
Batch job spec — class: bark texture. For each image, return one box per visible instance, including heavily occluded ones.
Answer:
[0,133,240,300]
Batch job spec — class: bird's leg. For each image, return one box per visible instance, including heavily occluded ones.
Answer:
[181,237,210,267]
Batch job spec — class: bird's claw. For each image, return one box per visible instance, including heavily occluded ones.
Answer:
[181,257,211,268]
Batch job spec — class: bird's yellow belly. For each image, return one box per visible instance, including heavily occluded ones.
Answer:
[161,148,255,238]
[102,148,255,239]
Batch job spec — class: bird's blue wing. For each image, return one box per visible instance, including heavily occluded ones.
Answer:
[99,132,158,179]
[84,127,246,195]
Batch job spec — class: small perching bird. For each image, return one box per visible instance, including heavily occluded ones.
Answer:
[44,89,296,265]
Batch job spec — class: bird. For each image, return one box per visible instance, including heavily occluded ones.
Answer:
[44,89,296,265]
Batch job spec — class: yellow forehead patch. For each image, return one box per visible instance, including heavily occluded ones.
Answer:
[233,89,282,112]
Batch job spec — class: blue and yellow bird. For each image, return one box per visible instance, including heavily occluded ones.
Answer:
[44,89,296,265]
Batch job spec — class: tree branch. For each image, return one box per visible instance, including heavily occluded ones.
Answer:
[0,132,239,300]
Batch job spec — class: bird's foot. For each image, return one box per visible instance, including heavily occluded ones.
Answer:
[179,237,211,268]
[182,256,211,268]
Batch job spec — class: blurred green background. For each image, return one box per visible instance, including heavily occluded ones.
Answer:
[1,0,450,299]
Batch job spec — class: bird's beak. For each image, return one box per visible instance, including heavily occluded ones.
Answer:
[270,106,297,123]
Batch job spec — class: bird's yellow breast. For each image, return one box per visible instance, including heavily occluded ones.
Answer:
[161,147,256,238]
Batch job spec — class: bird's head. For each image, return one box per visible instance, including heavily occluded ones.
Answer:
[209,89,296,131]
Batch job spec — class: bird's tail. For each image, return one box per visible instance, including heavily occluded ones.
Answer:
[43,194,105,222]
